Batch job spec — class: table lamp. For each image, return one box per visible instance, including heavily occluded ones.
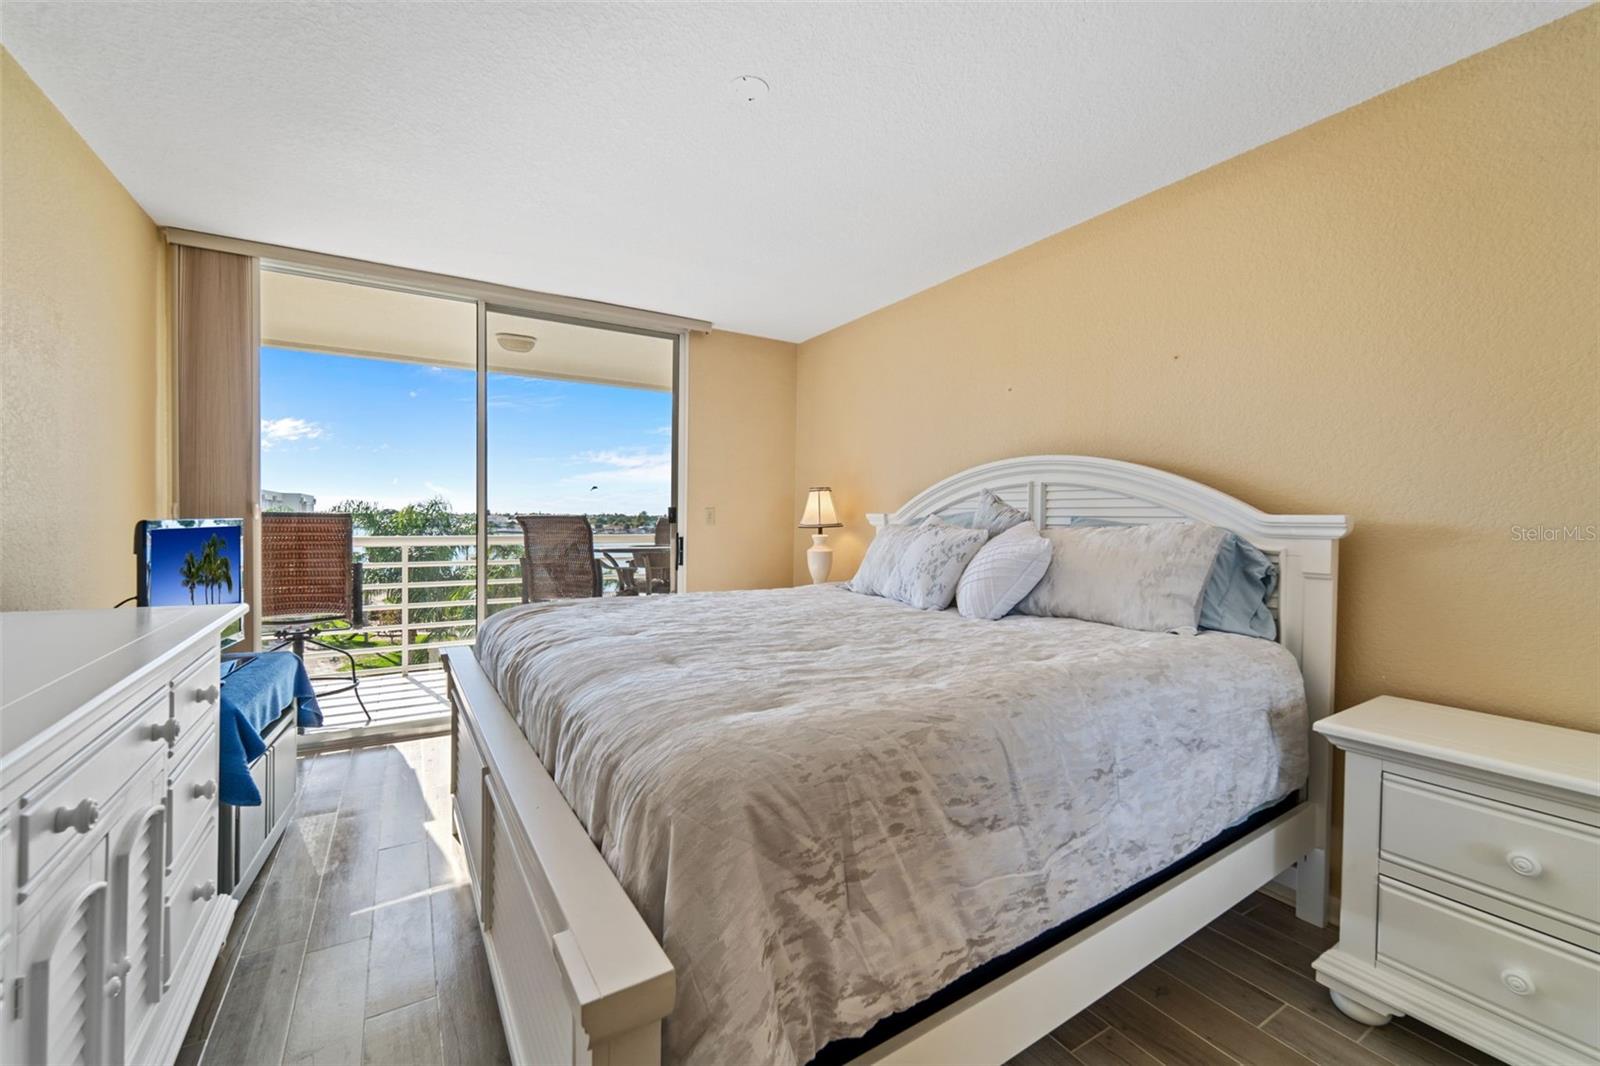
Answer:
[799,487,844,584]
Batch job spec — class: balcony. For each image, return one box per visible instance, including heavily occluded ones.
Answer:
[299,532,662,744]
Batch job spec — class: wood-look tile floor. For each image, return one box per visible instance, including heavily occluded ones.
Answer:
[181,738,1499,1066]
[178,736,509,1066]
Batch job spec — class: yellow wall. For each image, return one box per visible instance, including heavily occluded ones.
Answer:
[1,49,167,611]
[687,330,798,591]
[795,11,1599,731]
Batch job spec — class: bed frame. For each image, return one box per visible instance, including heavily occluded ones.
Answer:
[442,454,1351,1066]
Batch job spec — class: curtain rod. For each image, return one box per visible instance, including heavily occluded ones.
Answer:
[162,228,713,336]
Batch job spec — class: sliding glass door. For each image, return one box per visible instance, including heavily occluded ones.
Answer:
[484,308,678,614]
[259,268,681,733]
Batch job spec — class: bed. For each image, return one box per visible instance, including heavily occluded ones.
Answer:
[443,455,1350,1066]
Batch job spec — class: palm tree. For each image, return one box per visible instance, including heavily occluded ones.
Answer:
[179,552,203,605]
[197,533,233,604]
[209,538,234,604]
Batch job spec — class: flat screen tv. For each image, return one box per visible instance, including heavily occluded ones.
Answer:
[135,518,244,609]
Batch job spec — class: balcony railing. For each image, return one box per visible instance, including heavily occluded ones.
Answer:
[297,532,657,679]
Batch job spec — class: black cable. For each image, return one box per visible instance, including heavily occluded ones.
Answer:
[113,596,138,608]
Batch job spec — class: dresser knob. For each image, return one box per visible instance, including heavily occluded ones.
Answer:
[192,779,218,800]
[195,684,220,705]
[1506,852,1543,878]
[149,719,182,744]
[192,880,218,902]
[105,975,123,999]
[52,799,100,835]
[1501,969,1536,997]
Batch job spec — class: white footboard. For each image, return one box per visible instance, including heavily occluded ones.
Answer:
[444,651,674,1066]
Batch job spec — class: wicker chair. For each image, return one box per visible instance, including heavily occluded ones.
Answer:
[260,512,370,722]
[516,515,637,601]
[643,516,674,594]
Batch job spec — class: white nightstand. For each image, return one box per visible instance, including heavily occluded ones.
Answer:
[1313,696,1600,1066]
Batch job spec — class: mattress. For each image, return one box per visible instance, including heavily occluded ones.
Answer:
[475,584,1308,1066]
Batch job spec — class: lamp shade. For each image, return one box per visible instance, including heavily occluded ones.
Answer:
[799,487,842,530]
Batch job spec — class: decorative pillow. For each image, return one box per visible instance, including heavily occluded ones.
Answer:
[1200,532,1278,639]
[846,522,922,597]
[1070,518,1278,639]
[885,515,990,610]
[956,521,1052,620]
[1014,521,1228,633]
[969,489,1030,535]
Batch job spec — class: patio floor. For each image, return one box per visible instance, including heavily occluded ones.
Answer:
[310,669,450,739]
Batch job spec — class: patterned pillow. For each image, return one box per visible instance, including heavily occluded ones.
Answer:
[1014,521,1229,632]
[970,489,1030,535]
[886,515,990,610]
[846,522,922,597]
[956,521,1052,620]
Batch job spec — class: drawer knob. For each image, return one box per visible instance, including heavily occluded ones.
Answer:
[1501,969,1536,997]
[192,880,218,902]
[192,779,218,800]
[150,719,182,744]
[52,798,100,835]
[195,684,220,705]
[1506,852,1543,878]
[105,975,123,1000]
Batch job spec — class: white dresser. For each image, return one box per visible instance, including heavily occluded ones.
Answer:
[1,606,245,1066]
[1314,697,1600,1066]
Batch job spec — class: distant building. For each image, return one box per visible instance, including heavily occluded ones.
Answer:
[262,490,316,513]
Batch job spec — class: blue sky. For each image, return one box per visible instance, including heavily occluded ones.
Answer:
[261,346,672,515]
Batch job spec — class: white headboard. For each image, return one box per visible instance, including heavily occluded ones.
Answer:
[866,455,1352,918]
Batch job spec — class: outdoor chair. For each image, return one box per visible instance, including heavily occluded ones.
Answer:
[516,515,638,601]
[260,512,370,722]
[644,516,674,594]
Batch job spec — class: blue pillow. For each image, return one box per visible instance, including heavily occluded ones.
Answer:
[1199,531,1278,640]
[1068,518,1277,639]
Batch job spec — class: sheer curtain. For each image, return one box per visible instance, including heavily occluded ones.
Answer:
[172,243,261,644]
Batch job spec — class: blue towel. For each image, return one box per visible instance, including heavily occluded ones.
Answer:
[218,652,323,806]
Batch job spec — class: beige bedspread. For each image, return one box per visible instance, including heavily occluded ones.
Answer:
[476,585,1306,1065]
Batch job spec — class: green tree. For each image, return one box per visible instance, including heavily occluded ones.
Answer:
[325,498,479,669]
[179,552,202,605]
[197,533,233,604]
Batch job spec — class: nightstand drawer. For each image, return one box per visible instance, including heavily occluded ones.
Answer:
[1378,879,1600,1053]
[1381,773,1600,932]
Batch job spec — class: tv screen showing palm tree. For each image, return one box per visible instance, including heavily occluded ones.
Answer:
[137,519,243,607]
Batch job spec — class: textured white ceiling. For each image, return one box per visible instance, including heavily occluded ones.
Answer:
[2,2,1581,341]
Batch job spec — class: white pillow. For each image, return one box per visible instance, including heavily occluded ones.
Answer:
[1014,521,1228,632]
[885,515,990,610]
[846,522,922,597]
[969,489,1031,535]
[956,521,1052,620]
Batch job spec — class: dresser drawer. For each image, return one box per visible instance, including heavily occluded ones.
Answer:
[163,813,219,988]
[18,689,171,890]
[167,725,219,869]
[169,650,223,753]
[1378,879,1600,1053]
[1381,773,1600,932]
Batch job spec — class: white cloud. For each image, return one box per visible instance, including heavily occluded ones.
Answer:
[260,417,324,449]
[576,449,669,471]
[555,449,671,510]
